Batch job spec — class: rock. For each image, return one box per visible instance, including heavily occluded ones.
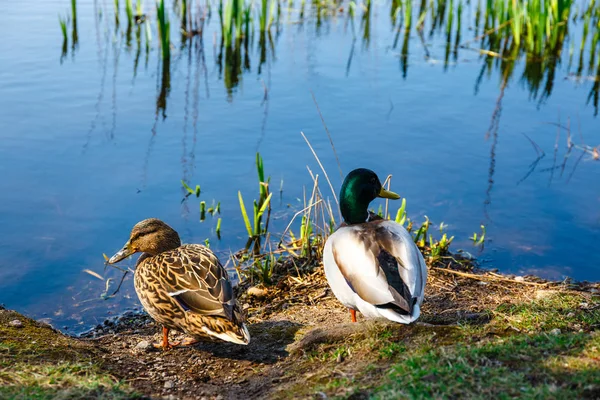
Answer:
[566,312,575,318]
[550,328,561,336]
[336,353,344,363]
[164,380,175,389]
[247,286,268,300]
[135,340,153,351]
[514,276,525,282]
[9,320,23,328]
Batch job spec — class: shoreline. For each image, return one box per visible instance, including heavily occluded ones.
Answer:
[1,257,599,399]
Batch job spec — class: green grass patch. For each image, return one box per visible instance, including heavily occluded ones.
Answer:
[372,332,600,399]
[282,292,600,399]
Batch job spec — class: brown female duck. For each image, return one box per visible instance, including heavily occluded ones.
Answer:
[107,218,250,349]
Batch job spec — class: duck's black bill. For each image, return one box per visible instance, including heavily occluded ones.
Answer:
[108,246,133,264]
[378,187,400,200]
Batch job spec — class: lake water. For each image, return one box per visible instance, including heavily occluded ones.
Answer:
[1,0,599,333]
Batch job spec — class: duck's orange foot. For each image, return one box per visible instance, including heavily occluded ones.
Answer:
[349,309,357,323]
[153,326,180,350]
[152,340,180,350]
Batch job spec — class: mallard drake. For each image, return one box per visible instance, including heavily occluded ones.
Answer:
[107,218,250,349]
[323,168,427,324]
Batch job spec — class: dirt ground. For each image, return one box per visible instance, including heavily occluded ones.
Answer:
[77,260,599,399]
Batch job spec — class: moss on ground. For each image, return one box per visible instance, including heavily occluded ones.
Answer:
[0,307,140,400]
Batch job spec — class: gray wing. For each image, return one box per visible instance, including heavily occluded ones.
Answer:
[331,221,426,315]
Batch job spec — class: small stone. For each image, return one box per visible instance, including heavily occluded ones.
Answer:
[566,312,575,318]
[135,340,152,351]
[550,328,561,336]
[336,353,344,363]
[514,276,525,282]
[247,287,268,300]
[9,320,23,328]
[164,380,175,389]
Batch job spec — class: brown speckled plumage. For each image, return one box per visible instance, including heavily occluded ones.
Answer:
[108,219,250,349]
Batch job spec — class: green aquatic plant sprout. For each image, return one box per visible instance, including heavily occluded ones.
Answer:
[471,224,486,246]
[238,191,272,245]
[394,198,407,225]
[238,153,273,253]
[200,201,206,221]
[216,218,222,239]
[181,180,200,197]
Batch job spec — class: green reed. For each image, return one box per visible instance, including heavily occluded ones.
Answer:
[260,0,268,31]
[71,0,78,48]
[114,0,120,24]
[221,0,245,46]
[125,0,134,24]
[238,153,273,253]
[59,15,68,60]
[156,0,171,60]
[59,16,68,44]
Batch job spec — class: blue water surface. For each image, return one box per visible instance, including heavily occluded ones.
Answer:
[0,0,599,332]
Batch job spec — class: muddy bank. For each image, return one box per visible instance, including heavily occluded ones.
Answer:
[1,263,599,399]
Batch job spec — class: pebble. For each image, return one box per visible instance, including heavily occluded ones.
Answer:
[164,380,175,389]
[550,328,561,336]
[336,353,344,363]
[566,312,575,318]
[9,320,23,328]
[247,287,268,300]
[135,340,153,351]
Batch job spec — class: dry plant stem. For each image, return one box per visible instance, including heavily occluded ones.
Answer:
[301,131,341,221]
[460,19,513,48]
[306,166,336,234]
[382,174,392,219]
[434,266,549,287]
[277,200,324,247]
[310,90,343,180]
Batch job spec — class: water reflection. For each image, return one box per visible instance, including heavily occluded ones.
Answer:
[63,0,600,115]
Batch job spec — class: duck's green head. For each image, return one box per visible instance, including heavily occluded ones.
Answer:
[108,218,181,264]
[339,168,400,224]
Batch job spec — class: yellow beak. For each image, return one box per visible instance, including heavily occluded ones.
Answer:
[378,187,401,200]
